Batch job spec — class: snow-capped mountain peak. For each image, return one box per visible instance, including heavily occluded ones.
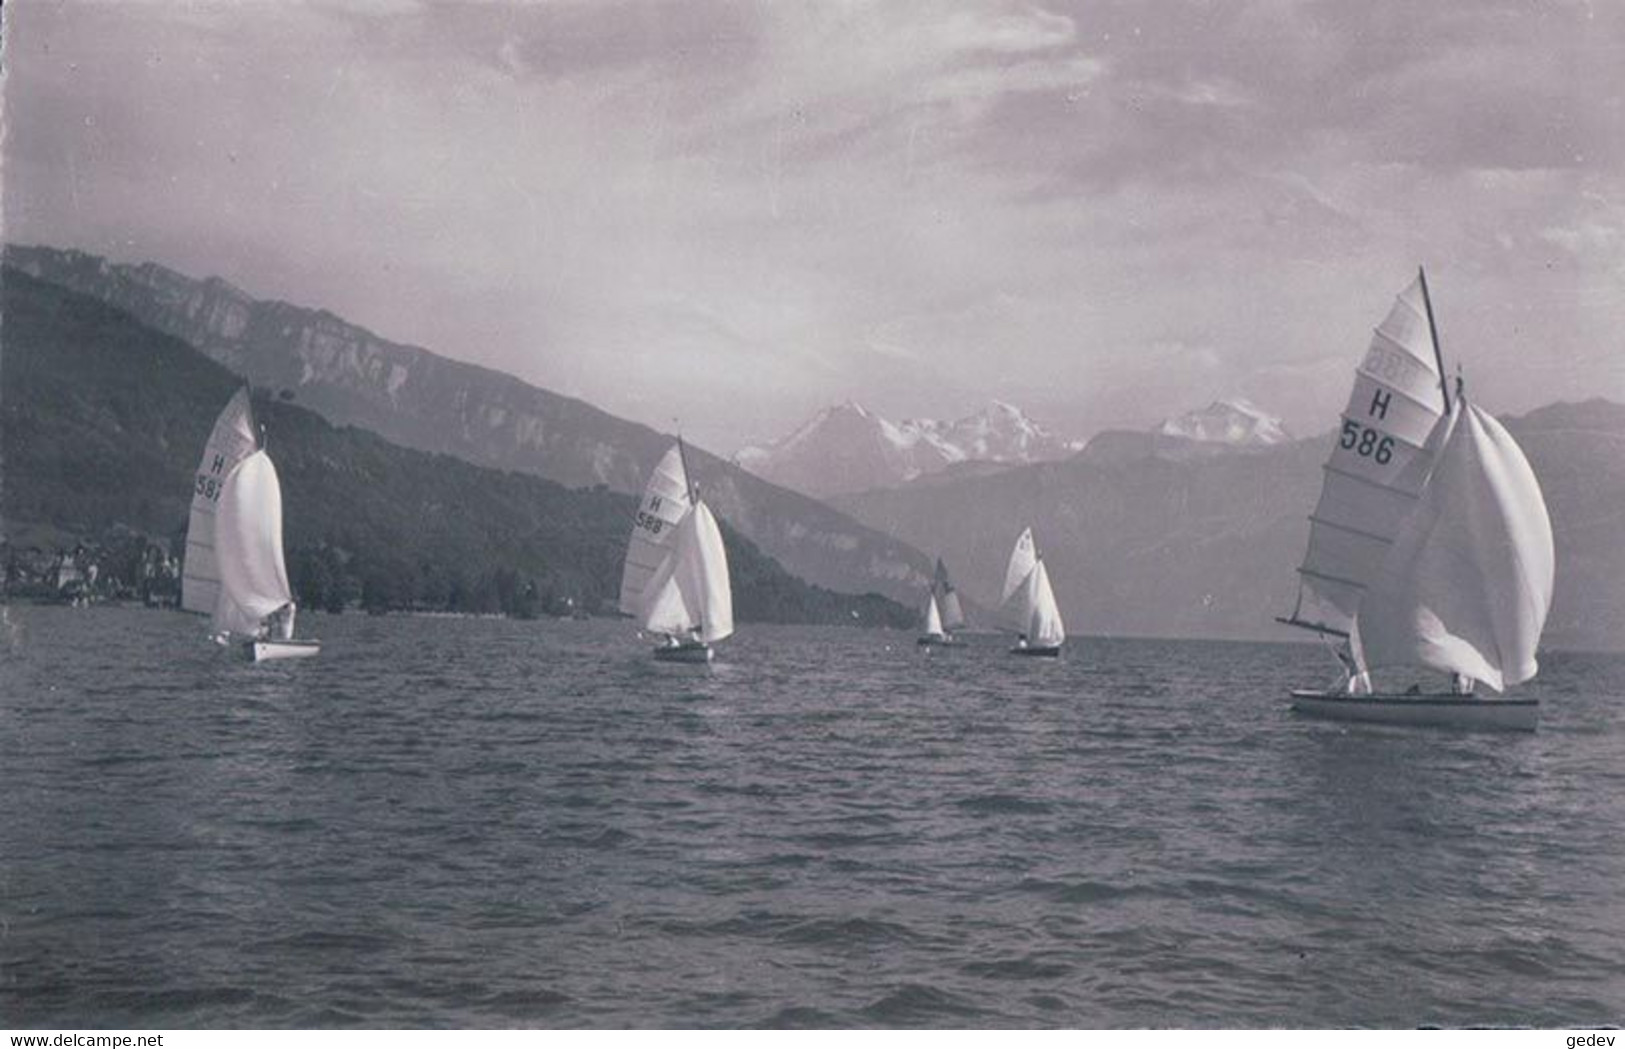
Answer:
[738,400,873,469]
[738,401,1080,497]
[1156,399,1291,446]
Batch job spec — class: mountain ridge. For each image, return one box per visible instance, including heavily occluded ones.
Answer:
[3,243,935,605]
[0,267,914,627]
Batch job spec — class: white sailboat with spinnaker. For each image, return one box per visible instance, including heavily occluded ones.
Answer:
[1001,527,1065,657]
[1280,270,1553,730]
[182,388,320,662]
[618,441,734,663]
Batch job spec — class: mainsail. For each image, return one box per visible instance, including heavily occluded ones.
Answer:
[1350,402,1555,692]
[1001,527,1037,616]
[618,445,694,617]
[640,499,734,643]
[183,388,260,614]
[211,451,296,638]
[1283,275,1450,637]
[934,558,966,631]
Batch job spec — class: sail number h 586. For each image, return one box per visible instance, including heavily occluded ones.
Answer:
[635,494,667,535]
[1341,374,1401,465]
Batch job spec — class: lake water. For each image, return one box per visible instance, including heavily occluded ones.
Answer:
[2,605,1622,1028]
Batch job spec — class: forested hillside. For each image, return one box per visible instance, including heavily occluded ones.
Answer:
[1,269,911,627]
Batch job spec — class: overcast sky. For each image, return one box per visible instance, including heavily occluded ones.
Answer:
[5,0,1623,451]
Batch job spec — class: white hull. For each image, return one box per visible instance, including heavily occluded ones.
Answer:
[653,642,712,664]
[245,638,322,662]
[1289,690,1537,732]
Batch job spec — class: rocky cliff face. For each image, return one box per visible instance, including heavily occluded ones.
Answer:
[6,246,653,490]
[6,245,931,602]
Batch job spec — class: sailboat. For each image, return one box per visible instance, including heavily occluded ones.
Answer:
[1001,527,1065,657]
[618,441,734,663]
[917,558,968,647]
[1279,269,1553,730]
[182,388,320,662]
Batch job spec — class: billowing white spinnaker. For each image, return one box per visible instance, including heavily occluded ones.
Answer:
[211,451,295,639]
[1351,402,1555,692]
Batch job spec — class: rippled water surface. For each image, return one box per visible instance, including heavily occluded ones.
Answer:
[2,605,1623,1028]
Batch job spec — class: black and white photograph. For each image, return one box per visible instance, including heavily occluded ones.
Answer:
[1,0,1622,1032]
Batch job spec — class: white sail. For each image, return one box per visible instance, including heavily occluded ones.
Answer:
[640,499,734,643]
[618,445,694,617]
[934,559,966,631]
[183,388,260,614]
[1001,527,1037,608]
[1285,276,1449,636]
[211,450,295,638]
[1350,402,1555,692]
[921,593,944,637]
[1026,560,1065,648]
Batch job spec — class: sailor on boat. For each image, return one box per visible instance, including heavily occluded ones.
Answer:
[265,601,296,642]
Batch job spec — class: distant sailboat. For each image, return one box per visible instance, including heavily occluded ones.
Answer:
[918,593,947,645]
[1002,527,1064,657]
[917,558,968,647]
[182,388,319,662]
[618,441,734,663]
[1280,270,1553,730]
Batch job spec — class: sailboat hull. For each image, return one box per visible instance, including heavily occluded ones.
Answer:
[1289,690,1537,732]
[653,642,713,664]
[917,635,967,648]
[245,639,322,662]
[1010,645,1061,658]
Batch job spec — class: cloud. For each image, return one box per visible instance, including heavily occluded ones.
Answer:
[940,6,1076,54]
[1541,194,1625,261]
[3,0,1622,452]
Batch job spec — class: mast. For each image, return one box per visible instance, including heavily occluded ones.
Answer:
[1416,266,1451,414]
[242,383,262,451]
[676,435,697,503]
